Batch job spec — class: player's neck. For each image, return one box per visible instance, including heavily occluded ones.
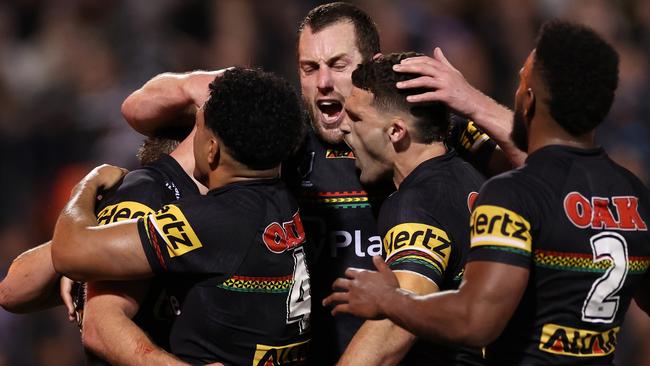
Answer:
[206,163,280,190]
[393,142,447,188]
[527,116,596,155]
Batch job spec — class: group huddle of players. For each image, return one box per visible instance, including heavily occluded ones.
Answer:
[1,2,649,366]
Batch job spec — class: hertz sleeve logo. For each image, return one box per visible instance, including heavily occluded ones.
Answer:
[470,205,532,253]
[147,204,203,258]
[253,340,309,366]
[384,223,452,274]
[97,201,155,226]
[539,323,619,357]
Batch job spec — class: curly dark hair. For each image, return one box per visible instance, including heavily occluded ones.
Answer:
[534,20,619,136]
[203,68,305,170]
[352,52,450,143]
[298,2,380,62]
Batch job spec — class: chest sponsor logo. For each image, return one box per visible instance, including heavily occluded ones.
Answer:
[253,340,309,366]
[97,201,154,226]
[325,148,355,159]
[539,323,619,357]
[148,204,203,258]
[263,212,306,253]
[564,193,647,231]
[470,205,532,252]
[384,223,451,271]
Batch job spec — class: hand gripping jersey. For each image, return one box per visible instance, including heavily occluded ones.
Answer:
[137,179,311,365]
[283,121,494,364]
[83,154,200,365]
[378,150,485,366]
[468,145,650,365]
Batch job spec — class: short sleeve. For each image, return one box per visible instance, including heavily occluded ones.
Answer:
[447,117,496,176]
[137,198,256,280]
[467,175,535,268]
[383,222,452,287]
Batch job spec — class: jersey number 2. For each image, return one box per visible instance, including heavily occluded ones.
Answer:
[581,232,629,324]
[287,247,311,334]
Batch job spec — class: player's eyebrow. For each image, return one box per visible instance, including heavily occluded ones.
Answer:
[299,53,350,65]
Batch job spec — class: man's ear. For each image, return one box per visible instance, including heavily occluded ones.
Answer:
[525,88,536,122]
[388,117,409,149]
[372,53,383,61]
[207,135,220,169]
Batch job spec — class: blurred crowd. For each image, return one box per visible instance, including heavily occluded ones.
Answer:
[0,0,648,365]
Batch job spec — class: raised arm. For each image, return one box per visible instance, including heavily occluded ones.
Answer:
[83,281,188,366]
[394,48,527,171]
[51,165,153,282]
[0,242,62,313]
[122,69,230,137]
[337,271,437,365]
[325,256,528,347]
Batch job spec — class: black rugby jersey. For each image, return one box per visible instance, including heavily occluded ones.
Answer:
[283,123,495,364]
[137,178,311,365]
[378,150,485,366]
[468,145,650,365]
[85,154,199,365]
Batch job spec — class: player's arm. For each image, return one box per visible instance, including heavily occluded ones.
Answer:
[122,69,230,137]
[337,272,437,366]
[394,48,527,171]
[51,165,153,282]
[326,256,528,346]
[82,281,186,366]
[0,241,62,313]
[634,270,650,315]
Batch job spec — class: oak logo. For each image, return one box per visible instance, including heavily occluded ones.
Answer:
[325,149,355,159]
[253,340,309,366]
[564,192,647,231]
[97,201,154,226]
[263,212,306,253]
[383,223,451,270]
[148,204,203,258]
[539,323,619,357]
[470,205,532,252]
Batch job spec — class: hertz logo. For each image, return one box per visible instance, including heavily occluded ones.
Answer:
[253,340,309,366]
[97,201,154,226]
[470,205,532,253]
[384,223,451,273]
[148,204,203,258]
[539,323,619,357]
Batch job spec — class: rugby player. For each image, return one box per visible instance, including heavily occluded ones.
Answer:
[324,20,650,366]
[335,53,484,365]
[51,68,311,365]
[0,135,208,365]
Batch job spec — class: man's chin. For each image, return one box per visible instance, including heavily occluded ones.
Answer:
[314,123,345,145]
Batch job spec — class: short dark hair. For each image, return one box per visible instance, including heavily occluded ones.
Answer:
[203,68,305,170]
[298,2,380,61]
[136,137,180,165]
[534,20,619,136]
[352,52,450,143]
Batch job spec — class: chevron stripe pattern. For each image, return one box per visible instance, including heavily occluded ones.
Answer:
[217,274,294,293]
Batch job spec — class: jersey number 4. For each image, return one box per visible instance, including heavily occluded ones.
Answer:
[287,247,311,334]
[581,232,629,324]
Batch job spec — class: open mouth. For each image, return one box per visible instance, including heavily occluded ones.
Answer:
[316,100,343,125]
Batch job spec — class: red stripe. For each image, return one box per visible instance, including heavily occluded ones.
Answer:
[147,218,168,271]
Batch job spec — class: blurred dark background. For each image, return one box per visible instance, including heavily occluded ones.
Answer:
[0,0,648,365]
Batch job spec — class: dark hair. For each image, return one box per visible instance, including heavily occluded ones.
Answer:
[203,68,305,170]
[352,52,450,143]
[136,137,180,165]
[534,20,619,136]
[298,2,380,61]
